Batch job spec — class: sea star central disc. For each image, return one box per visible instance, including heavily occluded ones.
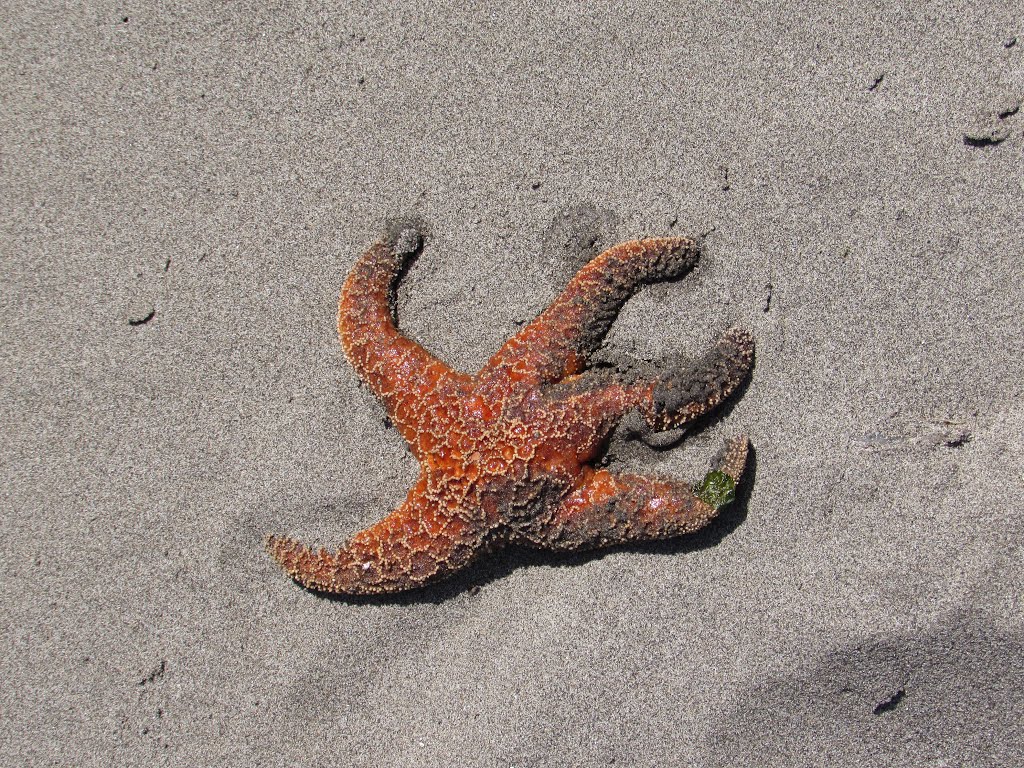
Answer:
[267,222,754,595]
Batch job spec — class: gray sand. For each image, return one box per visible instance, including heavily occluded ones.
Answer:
[3,2,1023,766]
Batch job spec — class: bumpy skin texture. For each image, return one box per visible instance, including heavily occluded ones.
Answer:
[266,225,755,595]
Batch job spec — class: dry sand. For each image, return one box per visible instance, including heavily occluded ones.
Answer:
[3,2,1023,766]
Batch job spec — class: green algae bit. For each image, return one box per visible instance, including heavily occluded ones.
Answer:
[695,470,736,508]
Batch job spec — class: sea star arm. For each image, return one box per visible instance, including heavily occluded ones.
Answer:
[265,479,487,595]
[638,327,754,431]
[480,237,700,387]
[338,232,471,452]
[553,326,755,433]
[512,435,749,551]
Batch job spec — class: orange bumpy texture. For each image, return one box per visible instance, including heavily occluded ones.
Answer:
[266,223,754,595]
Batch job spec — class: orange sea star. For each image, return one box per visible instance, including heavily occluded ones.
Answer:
[266,222,754,595]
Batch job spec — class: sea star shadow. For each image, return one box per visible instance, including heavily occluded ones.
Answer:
[266,219,756,598]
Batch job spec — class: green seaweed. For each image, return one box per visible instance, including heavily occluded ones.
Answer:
[695,470,736,508]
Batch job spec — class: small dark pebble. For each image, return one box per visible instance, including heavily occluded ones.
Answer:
[963,121,1012,147]
[128,308,156,327]
[873,688,906,715]
[944,431,971,448]
[995,96,1021,118]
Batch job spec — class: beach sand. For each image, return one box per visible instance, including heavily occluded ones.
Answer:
[2,2,1022,765]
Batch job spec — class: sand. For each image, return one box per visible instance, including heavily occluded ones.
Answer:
[2,2,1022,765]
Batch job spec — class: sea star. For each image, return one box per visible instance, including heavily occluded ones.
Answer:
[266,222,754,595]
